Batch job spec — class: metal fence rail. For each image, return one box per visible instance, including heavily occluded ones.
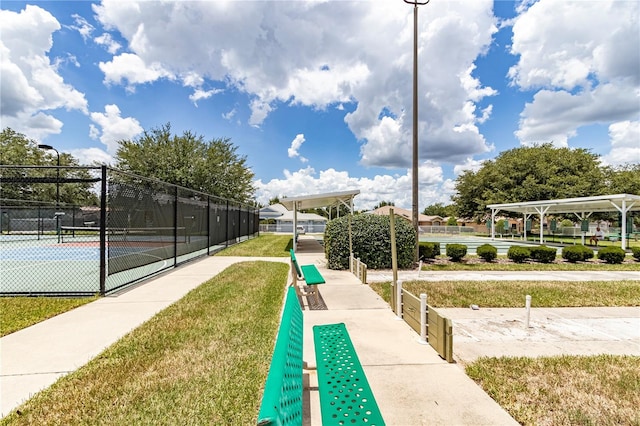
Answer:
[0,165,259,296]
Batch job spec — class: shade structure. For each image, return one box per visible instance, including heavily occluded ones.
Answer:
[280,190,360,251]
[487,193,640,247]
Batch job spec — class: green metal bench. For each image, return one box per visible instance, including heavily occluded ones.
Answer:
[257,288,385,425]
[257,286,304,426]
[290,249,325,303]
[313,323,385,425]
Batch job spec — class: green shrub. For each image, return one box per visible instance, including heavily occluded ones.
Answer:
[529,245,557,263]
[507,246,530,263]
[597,246,626,264]
[419,242,441,260]
[631,246,640,261]
[324,214,416,270]
[446,244,467,262]
[476,244,497,262]
[562,245,594,263]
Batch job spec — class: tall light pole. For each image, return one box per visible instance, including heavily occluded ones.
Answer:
[404,0,429,262]
[38,144,60,207]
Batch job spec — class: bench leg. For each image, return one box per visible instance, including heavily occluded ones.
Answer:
[313,285,320,304]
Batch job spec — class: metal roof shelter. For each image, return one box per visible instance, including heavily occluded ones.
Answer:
[487,193,640,247]
[280,190,360,251]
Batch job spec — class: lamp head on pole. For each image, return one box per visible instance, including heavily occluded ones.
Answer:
[403,0,430,5]
[37,144,54,150]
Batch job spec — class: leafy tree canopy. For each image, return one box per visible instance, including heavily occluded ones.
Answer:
[115,123,255,203]
[603,163,640,195]
[452,143,606,220]
[373,200,395,209]
[1,127,98,205]
[423,202,456,217]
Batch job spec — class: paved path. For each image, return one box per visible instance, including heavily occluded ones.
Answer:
[367,269,640,282]
[2,238,638,424]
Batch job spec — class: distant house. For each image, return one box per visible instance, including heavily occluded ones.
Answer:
[367,205,444,226]
[259,203,328,233]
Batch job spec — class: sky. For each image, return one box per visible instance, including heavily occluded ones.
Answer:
[1,0,639,211]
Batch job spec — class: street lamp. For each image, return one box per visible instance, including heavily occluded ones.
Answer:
[37,144,60,207]
[403,0,430,262]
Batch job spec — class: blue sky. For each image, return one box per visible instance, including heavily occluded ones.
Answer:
[1,0,638,210]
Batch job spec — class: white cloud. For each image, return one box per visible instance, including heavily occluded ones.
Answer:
[222,108,236,121]
[69,147,114,166]
[287,134,308,163]
[0,5,88,139]
[254,163,449,211]
[510,0,640,149]
[99,53,174,91]
[89,104,143,153]
[453,158,485,175]
[92,0,497,167]
[70,14,94,41]
[189,88,223,105]
[601,121,640,167]
[94,33,121,54]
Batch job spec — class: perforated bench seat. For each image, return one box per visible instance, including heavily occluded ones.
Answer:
[290,249,325,302]
[313,323,385,426]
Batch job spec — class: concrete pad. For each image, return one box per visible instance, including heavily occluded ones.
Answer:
[439,307,640,363]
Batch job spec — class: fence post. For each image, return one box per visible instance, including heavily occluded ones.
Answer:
[173,186,178,266]
[99,165,107,296]
[396,280,403,319]
[419,293,427,344]
[525,294,532,328]
[207,197,211,255]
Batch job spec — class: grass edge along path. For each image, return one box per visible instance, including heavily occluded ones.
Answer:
[215,234,292,257]
[1,261,289,425]
[466,354,640,426]
[0,297,98,338]
[370,280,640,308]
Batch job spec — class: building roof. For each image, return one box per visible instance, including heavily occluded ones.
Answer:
[487,193,640,215]
[274,211,328,222]
[259,203,289,220]
[280,189,360,211]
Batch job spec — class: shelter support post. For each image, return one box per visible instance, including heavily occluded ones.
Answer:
[293,202,298,251]
[534,206,550,244]
[491,209,497,240]
[574,212,592,245]
[610,200,635,249]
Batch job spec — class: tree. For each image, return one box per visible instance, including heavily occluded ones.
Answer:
[0,128,98,205]
[446,216,458,226]
[373,200,395,209]
[115,123,255,203]
[423,202,456,217]
[453,144,605,220]
[603,164,640,195]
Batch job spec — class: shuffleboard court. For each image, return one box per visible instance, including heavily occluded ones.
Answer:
[419,234,552,255]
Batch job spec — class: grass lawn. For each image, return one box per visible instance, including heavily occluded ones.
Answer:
[369,280,640,425]
[466,355,640,426]
[215,234,292,257]
[1,261,289,425]
[370,280,640,307]
[0,297,98,337]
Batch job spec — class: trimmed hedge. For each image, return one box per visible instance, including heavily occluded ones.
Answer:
[507,246,530,263]
[632,246,640,261]
[562,245,594,263]
[597,246,626,264]
[476,244,497,262]
[419,242,441,260]
[324,214,416,270]
[446,244,467,262]
[529,245,557,263]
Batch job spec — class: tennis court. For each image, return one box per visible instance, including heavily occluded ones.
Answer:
[0,236,173,295]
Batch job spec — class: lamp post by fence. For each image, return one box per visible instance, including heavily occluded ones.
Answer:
[37,144,60,207]
[403,0,430,262]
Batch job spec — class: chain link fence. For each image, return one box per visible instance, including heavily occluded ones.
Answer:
[1,165,258,296]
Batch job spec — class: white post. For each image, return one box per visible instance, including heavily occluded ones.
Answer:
[419,293,428,344]
[525,294,532,328]
[356,257,361,278]
[396,280,403,319]
[417,260,422,278]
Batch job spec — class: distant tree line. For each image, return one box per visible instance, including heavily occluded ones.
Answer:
[1,124,256,206]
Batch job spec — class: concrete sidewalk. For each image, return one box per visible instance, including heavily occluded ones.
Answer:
[367,269,640,282]
[2,238,637,423]
[295,250,519,425]
[0,256,286,418]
